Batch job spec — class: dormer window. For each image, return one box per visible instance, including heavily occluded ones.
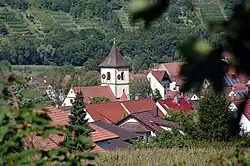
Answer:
[107,72,111,80]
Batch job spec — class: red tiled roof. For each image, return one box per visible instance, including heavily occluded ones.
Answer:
[164,62,184,76]
[150,71,166,82]
[121,99,156,113]
[42,106,69,126]
[244,99,250,121]
[117,110,184,132]
[89,123,119,142]
[23,133,65,151]
[120,91,128,101]
[158,98,194,113]
[92,144,105,153]
[119,122,151,133]
[73,86,116,102]
[130,70,149,80]
[233,84,247,91]
[86,102,125,123]
[166,91,179,99]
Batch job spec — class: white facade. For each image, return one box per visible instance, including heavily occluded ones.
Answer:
[61,88,76,106]
[100,67,129,99]
[169,82,179,91]
[240,114,250,133]
[147,72,165,99]
[190,94,199,101]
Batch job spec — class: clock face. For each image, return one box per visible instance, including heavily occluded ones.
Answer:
[117,75,121,80]
[102,74,106,79]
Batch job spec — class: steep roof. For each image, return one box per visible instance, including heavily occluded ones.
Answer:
[23,133,65,151]
[120,90,128,101]
[150,71,168,82]
[89,123,119,142]
[164,62,184,76]
[42,106,69,126]
[158,98,194,113]
[98,44,129,68]
[85,101,126,123]
[121,99,164,117]
[117,110,184,132]
[72,86,116,102]
[93,121,140,141]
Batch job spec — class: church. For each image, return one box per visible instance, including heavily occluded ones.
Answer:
[62,39,130,106]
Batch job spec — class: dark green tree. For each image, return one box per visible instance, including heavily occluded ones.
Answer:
[69,91,87,125]
[198,88,235,141]
[152,88,162,100]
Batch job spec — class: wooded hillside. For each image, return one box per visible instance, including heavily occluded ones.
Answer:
[0,0,235,70]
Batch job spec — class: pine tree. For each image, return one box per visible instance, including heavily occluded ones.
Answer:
[69,91,87,125]
[198,88,235,141]
[67,91,93,152]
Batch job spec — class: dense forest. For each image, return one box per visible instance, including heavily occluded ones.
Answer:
[0,0,237,70]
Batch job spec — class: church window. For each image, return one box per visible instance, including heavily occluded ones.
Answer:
[121,72,124,80]
[107,72,111,80]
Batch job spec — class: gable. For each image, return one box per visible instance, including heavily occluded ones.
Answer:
[190,94,199,101]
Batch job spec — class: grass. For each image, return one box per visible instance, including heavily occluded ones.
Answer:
[93,147,250,166]
[21,89,41,98]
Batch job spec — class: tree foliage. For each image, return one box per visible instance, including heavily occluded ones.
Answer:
[0,63,95,165]
[90,96,111,104]
[130,78,152,99]
[198,88,235,141]
[69,91,87,125]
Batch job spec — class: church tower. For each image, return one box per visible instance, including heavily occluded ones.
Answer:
[98,39,129,99]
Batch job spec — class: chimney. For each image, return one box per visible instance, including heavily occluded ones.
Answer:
[55,104,59,109]
[154,104,159,117]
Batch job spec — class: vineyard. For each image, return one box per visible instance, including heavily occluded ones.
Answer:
[0,0,228,39]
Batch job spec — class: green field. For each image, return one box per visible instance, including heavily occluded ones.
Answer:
[93,147,250,166]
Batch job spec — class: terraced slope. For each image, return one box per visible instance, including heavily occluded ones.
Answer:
[114,6,140,32]
[0,8,32,35]
[49,12,78,31]
[196,0,225,22]
[73,17,100,30]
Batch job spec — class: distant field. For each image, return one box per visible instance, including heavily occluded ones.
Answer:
[94,147,250,166]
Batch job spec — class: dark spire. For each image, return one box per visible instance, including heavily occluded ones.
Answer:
[98,38,129,68]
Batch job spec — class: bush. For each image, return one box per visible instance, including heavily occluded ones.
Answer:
[0,20,8,35]
[136,129,186,148]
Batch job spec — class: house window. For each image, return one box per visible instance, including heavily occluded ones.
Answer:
[121,72,124,80]
[107,72,111,80]
[70,99,73,103]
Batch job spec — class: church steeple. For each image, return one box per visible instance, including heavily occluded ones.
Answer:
[98,38,129,68]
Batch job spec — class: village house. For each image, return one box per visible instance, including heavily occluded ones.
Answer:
[62,40,130,106]
[91,121,141,151]
[116,109,184,141]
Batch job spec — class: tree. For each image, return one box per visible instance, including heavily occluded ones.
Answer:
[90,96,111,104]
[152,88,162,100]
[198,88,235,141]
[69,91,87,125]
[0,63,95,165]
[130,78,152,99]
[37,44,55,65]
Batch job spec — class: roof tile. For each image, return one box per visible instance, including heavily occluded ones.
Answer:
[89,123,119,142]
[86,102,126,123]
[73,86,116,102]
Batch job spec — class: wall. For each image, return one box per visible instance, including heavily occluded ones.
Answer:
[147,72,165,99]
[61,88,76,106]
[240,114,250,133]
[100,68,129,98]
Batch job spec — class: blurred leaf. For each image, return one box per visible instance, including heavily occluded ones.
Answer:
[131,0,170,28]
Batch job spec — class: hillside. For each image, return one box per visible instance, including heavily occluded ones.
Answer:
[0,0,233,69]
